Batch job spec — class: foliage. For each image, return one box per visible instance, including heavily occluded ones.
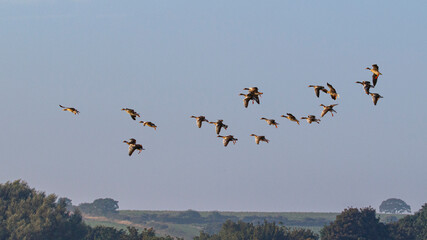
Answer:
[379,198,411,214]
[58,197,75,212]
[79,198,119,216]
[0,180,88,240]
[85,226,183,240]
[320,207,390,240]
[194,220,319,240]
[388,203,427,240]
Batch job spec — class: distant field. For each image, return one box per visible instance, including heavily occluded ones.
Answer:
[83,210,407,240]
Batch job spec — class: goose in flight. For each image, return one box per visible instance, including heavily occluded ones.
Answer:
[209,119,228,135]
[139,121,157,130]
[366,64,382,87]
[123,138,145,156]
[59,105,80,115]
[370,93,384,106]
[281,113,300,125]
[121,108,140,120]
[355,81,375,95]
[308,85,327,98]
[190,115,209,128]
[250,134,269,145]
[301,115,321,124]
[260,118,279,128]
[325,83,340,100]
[320,104,338,117]
[243,87,263,103]
[217,135,238,147]
[239,92,255,108]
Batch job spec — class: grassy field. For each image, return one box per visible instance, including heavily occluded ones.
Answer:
[83,210,407,240]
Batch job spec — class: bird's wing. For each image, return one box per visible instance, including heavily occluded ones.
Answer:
[224,138,230,147]
[243,98,249,108]
[315,88,320,97]
[128,145,136,156]
[373,96,378,105]
[197,119,202,128]
[373,64,379,70]
[321,109,327,117]
[372,74,378,86]
[131,115,136,120]
[254,95,260,104]
[216,125,221,134]
[364,86,370,95]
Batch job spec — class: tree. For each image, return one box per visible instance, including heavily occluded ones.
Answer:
[388,203,427,240]
[380,198,411,214]
[0,180,88,240]
[58,197,75,212]
[194,220,318,240]
[320,207,390,240]
[78,198,119,216]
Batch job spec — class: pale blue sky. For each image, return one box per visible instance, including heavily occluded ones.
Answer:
[1,0,426,212]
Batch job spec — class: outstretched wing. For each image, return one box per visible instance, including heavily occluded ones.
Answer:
[372,74,378,87]
[315,88,320,98]
[372,95,379,105]
[253,95,260,104]
[321,109,327,117]
[243,98,249,108]
[128,145,136,156]
[223,138,231,147]
[327,83,336,93]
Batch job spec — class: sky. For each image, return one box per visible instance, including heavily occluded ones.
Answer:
[0,0,426,213]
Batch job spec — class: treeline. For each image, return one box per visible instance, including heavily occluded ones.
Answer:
[194,221,318,240]
[194,206,427,240]
[1,180,427,240]
[77,203,330,228]
[0,180,180,240]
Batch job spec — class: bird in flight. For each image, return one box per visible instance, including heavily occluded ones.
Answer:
[366,64,382,87]
[59,105,80,115]
[190,115,209,128]
[355,81,375,95]
[370,93,384,106]
[217,135,238,147]
[250,134,269,145]
[139,121,157,130]
[123,138,145,156]
[301,115,321,124]
[260,118,279,128]
[281,113,300,125]
[320,104,338,117]
[209,119,228,135]
[121,108,140,120]
[308,85,327,98]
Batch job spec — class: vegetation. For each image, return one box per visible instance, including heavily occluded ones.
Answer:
[380,198,411,214]
[0,180,87,240]
[79,198,119,216]
[194,220,318,240]
[1,179,426,240]
[0,180,180,240]
[320,207,389,240]
[388,203,427,240]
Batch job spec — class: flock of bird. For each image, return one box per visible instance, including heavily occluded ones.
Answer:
[59,64,384,154]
